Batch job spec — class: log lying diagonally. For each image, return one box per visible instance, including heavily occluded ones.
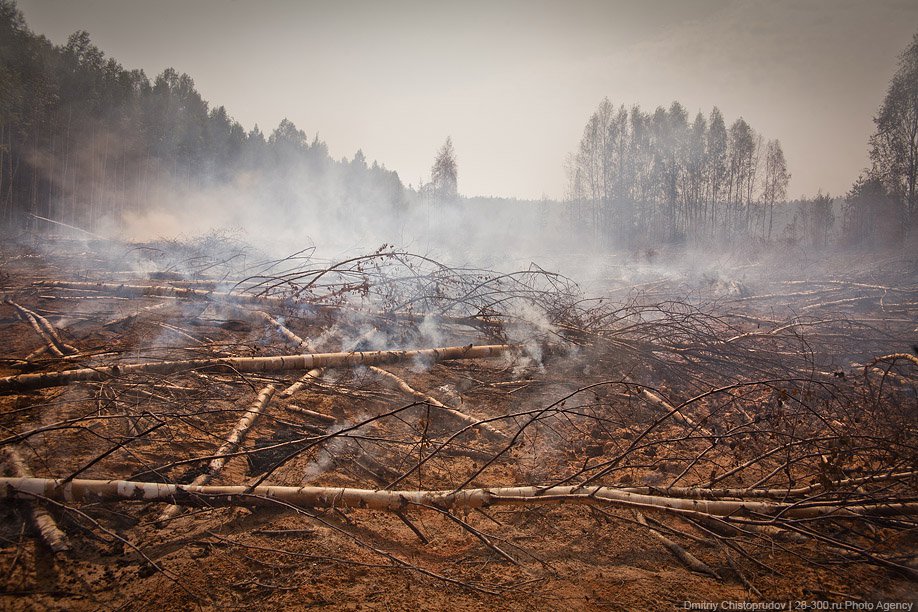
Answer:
[638,388,707,433]
[225,305,328,400]
[633,510,719,578]
[0,450,69,552]
[3,477,916,521]
[370,366,508,442]
[156,384,277,524]
[6,300,77,357]
[0,344,513,393]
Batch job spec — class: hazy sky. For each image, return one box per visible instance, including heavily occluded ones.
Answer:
[15,0,918,200]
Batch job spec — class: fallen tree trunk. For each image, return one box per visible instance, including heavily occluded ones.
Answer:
[0,344,513,394]
[228,306,311,351]
[157,385,276,523]
[12,349,118,369]
[870,353,918,369]
[634,511,719,578]
[35,281,500,331]
[0,449,69,552]
[6,301,76,357]
[2,477,915,521]
[279,368,324,398]
[228,305,326,400]
[33,280,283,305]
[103,301,173,328]
[285,404,337,424]
[370,366,508,442]
[623,470,918,500]
[639,388,706,432]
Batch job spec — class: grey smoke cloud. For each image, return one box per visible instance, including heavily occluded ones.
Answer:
[15,0,918,200]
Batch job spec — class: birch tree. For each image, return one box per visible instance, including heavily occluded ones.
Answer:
[869,32,918,230]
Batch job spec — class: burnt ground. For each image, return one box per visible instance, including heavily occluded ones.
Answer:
[0,237,915,610]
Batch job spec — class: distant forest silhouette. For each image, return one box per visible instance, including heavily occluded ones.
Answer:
[1,1,914,249]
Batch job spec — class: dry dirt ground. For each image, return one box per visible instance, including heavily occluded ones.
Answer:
[0,237,915,610]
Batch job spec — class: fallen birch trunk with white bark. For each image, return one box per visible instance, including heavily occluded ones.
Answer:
[639,388,706,432]
[2,477,915,521]
[622,470,918,499]
[634,510,719,578]
[370,366,508,442]
[0,449,70,552]
[34,281,500,331]
[33,280,283,305]
[156,384,276,523]
[0,344,512,393]
[7,300,77,357]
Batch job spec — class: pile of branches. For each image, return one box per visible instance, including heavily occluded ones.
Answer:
[0,240,915,604]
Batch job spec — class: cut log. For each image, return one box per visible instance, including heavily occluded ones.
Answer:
[244,309,310,350]
[227,306,327,400]
[157,385,276,523]
[280,369,324,398]
[870,353,918,369]
[285,404,337,424]
[623,470,918,499]
[639,387,708,433]
[634,511,719,578]
[0,448,69,552]
[0,344,512,393]
[34,281,500,331]
[6,301,75,357]
[103,301,172,328]
[34,280,284,306]
[370,367,507,442]
[2,478,915,521]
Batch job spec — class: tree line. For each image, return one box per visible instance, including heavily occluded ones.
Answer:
[566,99,789,249]
[567,31,918,251]
[844,31,918,246]
[3,0,914,252]
[0,0,406,234]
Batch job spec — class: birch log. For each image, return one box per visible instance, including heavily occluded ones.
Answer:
[226,305,326,399]
[156,385,276,523]
[34,281,284,305]
[1,478,915,521]
[639,388,706,432]
[0,449,70,552]
[370,367,507,442]
[34,281,499,331]
[6,301,75,356]
[0,344,512,393]
[634,511,719,578]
